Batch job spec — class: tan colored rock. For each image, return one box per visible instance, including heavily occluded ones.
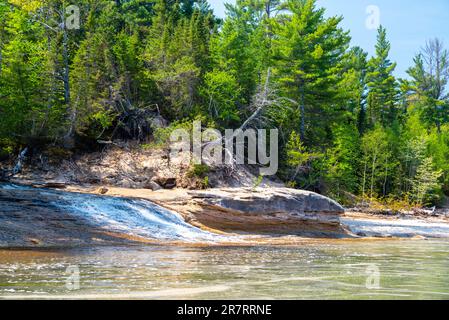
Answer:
[0,183,348,249]
[65,186,346,237]
[155,187,346,237]
[97,187,109,195]
[143,180,162,191]
[152,176,177,189]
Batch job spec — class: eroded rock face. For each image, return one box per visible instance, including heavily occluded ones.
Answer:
[191,188,343,216]
[148,188,347,237]
[152,176,177,189]
[0,188,141,248]
[0,184,348,249]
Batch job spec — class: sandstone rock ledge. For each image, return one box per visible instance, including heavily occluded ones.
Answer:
[101,187,347,238]
[189,188,345,236]
[0,184,348,249]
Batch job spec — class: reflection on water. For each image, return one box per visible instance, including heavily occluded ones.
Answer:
[1,239,449,299]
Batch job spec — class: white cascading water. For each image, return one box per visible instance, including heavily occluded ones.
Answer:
[0,183,224,242]
[2,183,448,239]
[341,217,449,238]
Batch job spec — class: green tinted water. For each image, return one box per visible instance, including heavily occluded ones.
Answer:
[1,240,449,300]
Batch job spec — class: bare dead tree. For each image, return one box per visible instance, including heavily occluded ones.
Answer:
[418,38,449,132]
[0,148,28,181]
[202,68,294,170]
[422,38,449,101]
[12,148,28,176]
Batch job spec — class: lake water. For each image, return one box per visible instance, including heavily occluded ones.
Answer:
[1,240,449,300]
[1,183,449,299]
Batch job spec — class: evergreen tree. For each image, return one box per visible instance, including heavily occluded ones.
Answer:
[366,26,399,127]
[209,0,266,106]
[325,124,361,201]
[143,0,214,120]
[0,1,60,141]
[272,0,350,145]
[406,39,449,132]
[341,46,368,134]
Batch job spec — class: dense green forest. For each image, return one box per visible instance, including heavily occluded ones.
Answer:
[0,0,448,206]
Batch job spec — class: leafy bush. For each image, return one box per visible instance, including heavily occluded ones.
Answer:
[0,139,15,161]
[146,119,194,149]
[187,164,210,178]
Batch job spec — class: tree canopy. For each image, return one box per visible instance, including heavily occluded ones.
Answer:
[1,0,448,206]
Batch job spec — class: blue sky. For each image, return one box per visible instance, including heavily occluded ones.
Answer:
[208,0,449,79]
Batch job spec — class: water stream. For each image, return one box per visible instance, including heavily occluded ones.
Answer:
[0,183,223,243]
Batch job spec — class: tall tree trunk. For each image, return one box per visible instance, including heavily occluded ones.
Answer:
[383,157,389,197]
[299,83,305,141]
[61,10,74,148]
[362,160,368,197]
[370,152,377,199]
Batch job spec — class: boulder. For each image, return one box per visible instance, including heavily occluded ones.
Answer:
[150,115,168,129]
[152,176,177,189]
[97,187,109,195]
[144,180,163,191]
[149,187,347,237]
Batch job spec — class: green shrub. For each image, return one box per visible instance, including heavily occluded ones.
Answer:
[253,175,264,189]
[203,176,210,188]
[145,118,194,149]
[0,139,15,161]
[187,164,210,178]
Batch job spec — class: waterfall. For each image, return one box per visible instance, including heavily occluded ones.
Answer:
[0,183,223,243]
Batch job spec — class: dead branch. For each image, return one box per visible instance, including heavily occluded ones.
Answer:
[201,68,293,171]
[1,148,29,181]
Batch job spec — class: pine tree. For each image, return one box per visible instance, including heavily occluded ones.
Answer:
[143,0,214,120]
[285,130,319,183]
[209,0,265,105]
[272,0,350,144]
[406,39,449,132]
[341,46,368,134]
[0,1,60,141]
[366,26,399,127]
[325,124,361,200]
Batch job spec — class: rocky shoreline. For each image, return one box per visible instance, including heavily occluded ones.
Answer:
[2,180,449,249]
[88,186,347,237]
[0,182,351,248]
[2,140,449,247]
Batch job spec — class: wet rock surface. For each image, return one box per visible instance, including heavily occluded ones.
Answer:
[0,188,136,248]
[0,184,349,248]
[99,187,347,237]
[0,184,221,248]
